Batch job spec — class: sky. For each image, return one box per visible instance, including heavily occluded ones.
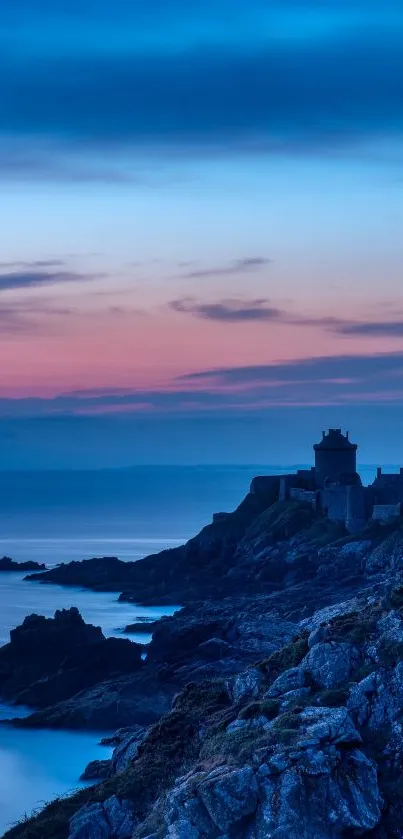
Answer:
[1,0,403,467]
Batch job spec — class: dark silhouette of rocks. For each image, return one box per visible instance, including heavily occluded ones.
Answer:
[0,556,46,572]
[123,620,159,634]
[0,607,142,708]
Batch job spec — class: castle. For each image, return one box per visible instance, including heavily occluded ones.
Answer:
[251,428,403,534]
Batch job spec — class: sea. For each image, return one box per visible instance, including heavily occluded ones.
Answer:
[0,463,386,833]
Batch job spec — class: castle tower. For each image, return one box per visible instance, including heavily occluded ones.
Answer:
[314,428,357,489]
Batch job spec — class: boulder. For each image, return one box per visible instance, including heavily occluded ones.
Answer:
[110,725,148,774]
[230,668,264,703]
[365,531,403,576]
[299,598,360,633]
[80,759,111,781]
[249,748,382,839]
[168,819,200,839]
[68,797,135,839]
[301,642,360,689]
[265,666,306,698]
[68,803,110,839]
[167,766,259,835]
[348,661,403,730]
[198,766,259,832]
[298,706,362,746]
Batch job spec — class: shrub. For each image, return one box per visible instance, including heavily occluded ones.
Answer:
[258,636,309,678]
[327,606,381,646]
[316,687,350,707]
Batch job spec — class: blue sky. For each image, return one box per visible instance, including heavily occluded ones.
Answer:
[1,0,403,466]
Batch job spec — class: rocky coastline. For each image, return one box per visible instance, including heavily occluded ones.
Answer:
[3,488,403,837]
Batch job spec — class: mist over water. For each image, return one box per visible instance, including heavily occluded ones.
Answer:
[0,722,113,834]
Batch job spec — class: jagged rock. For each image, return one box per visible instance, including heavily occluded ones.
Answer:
[80,759,111,781]
[265,666,306,698]
[300,598,360,633]
[69,797,135,839]
[0,556,46,572]
[377,609,403,644]
[168,819,200,839]
[365,531,403,575]
[68,803,110,838]
[348,662,403,730]
[0,607,143,708]
[168,765,259,835]
[226,614,297,656]
[248,748,382,838]
[167,772,217,836]
[103,797,136,838]
[298,706,362,746]
[301,641,360,688]
[198,766,259,831]
[229,668,264,703]
[111,725,148,774]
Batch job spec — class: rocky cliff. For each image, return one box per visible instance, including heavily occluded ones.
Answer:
[4,494,403,839]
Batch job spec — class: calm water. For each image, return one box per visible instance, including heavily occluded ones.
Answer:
[0,719,114,834]
[0,464,388,834]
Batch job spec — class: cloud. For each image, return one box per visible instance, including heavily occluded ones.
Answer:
[181,258,272,280]
[334,320,403,337]
[170,297,283,321]
[169,296,403,337]
[1,351,403,417]
[0,1,402,179]
[180,352,403,388]
[0,260,66,270]
[0,270,99,292]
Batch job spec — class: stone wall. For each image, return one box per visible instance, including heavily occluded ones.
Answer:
[372,503,402,522]
[289,488,319,509]
[322,486,349,524]
[346,485,367,534]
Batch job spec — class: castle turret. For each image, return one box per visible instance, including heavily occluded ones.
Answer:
[314,428,357,489]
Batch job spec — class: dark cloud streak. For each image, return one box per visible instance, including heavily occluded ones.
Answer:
[0,270,100,292]
[1,351,403,416]
[0,18,402,164]
[170,298,282,321]
[170,296,403,336]
[181,258,272,280]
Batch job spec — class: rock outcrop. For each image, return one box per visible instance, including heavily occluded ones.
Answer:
[0,607,143,708]
[0,556,46,572]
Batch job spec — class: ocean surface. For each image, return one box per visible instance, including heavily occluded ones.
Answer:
[0,463,389,833]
